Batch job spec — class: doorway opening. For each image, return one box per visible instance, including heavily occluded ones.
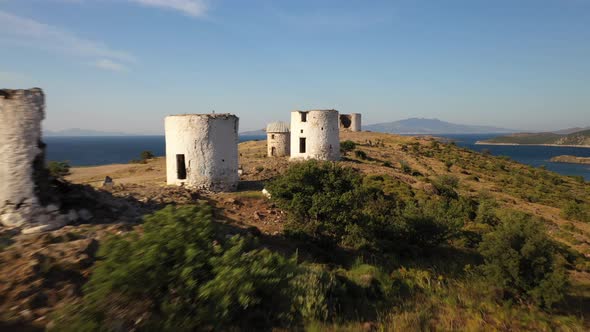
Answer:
[176,154,187,180]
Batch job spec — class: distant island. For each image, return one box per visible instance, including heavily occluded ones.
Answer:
[550,155,590,164]
[477,129,590,148]
[364,118,517,134]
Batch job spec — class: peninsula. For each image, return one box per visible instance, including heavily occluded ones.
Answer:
[477,129,590,148]
[550,155,590,164]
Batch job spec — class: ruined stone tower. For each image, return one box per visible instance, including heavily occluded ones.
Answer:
[339,113,361,132]
[0,88,65,233]
[165,114,239,192]
[266,121,290,157]
[290,109,340,161]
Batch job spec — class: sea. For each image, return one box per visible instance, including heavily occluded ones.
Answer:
[44,134,590,180]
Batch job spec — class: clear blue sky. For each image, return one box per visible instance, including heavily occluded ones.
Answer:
[1,0,589,133]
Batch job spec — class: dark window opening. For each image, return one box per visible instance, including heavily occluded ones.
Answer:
[301,112,307,122]
[340,115,352,128]
[299,138,306,153]
[176,154,187,180]
[271,134,275,139]
[271,147,276,156]
[300,129,303,133]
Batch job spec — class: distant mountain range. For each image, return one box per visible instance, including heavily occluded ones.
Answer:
[45,121,589,137]
[364,118,517,134]
[551,127,590,135]
[479,129,590,147]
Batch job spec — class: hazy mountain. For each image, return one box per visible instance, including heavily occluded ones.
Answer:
[44,128,134,136]
[552,127,590,135]
[364,118,517,134]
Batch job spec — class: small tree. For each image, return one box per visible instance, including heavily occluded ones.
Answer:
[140,150,155,161]
[48,161,71,178]
[340,140,356,156]
[478,212,567,308]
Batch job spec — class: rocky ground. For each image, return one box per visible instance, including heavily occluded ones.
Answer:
[0,131,589,330]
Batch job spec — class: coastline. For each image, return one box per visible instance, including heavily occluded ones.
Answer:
[550,155,590,165]
[475,141,590,149]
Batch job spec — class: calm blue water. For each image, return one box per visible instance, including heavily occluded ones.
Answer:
[44,134,590,180]
[437,134,590,180]
[44,135,266,167]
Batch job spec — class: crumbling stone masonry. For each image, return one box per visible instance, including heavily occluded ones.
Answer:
[290,109,340,161]
[339,113,361,132]
[0,88,66,233]
[266,121,290,157]
[165,114,239,192]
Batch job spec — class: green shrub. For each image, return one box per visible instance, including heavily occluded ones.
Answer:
[478,212,567,309]
[432,175,459,200]
[400,160,412,174]
[474,199,500,226]
[47,161,71,178]
[266,161,375,247]
[444,160,453,171]
[355,150,368,160]
[140,150,155,161]
[561,201,590,223]
[291,265,346,322]
[52,205,299,330]
[340,140,357,155]
[268,161,463,253]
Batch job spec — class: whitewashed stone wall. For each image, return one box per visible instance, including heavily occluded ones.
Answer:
[339,113,362,132]
[267,132,290,157]
[290,110,340,161]
[165,114,239,192]
[0,89,66,233]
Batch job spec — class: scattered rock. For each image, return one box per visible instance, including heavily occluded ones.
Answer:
[78,209,93,221]
[0,213,26,227]
[45,204,60,213]
[66,210,78,223]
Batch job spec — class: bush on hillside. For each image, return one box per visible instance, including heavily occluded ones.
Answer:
[355,150,368,160]
[400,160,412,174]
[340,140,357,155]
[267,161,460,252]
[478,212,567,309]
[266,161,374,246]
[131,150,155,164]
[48,161,71,179]
[140,150,155,161]
[52,205,299,331]
[561,201,590,223]
[432,175,460,200]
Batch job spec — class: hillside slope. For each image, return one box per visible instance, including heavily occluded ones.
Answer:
[0,131,589,330]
